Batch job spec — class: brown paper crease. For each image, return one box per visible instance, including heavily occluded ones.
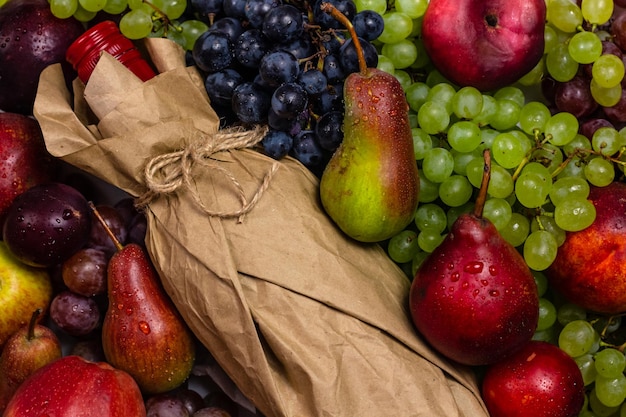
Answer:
[33,38,489,417]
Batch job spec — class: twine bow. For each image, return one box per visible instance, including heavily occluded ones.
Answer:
[136,124,277,222]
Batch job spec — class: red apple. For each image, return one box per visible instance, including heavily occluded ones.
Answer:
[0,0,84,115]
[421,0,546,91]
[0,112,56,223]
[3,355,147,417]
[482,341,585,417]
[546,182,626,314]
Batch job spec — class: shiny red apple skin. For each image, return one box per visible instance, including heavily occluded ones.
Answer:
[421,0,546,91]
[0,112,55,222]
[3,355,147,417]
[482,341,585,417]
[546,182,626,314]
[0,0,84,115]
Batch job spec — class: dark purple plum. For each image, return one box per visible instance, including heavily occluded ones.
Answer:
[0,0,85,115]
[70,337,106,363]
[49,290,101,337]
[175,389,205,415]
[2,182,92,267]
[62,247,109,297]
[145,394,190,417]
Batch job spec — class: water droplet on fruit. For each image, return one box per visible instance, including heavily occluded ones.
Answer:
[450,272,460,282]
[447,262,455,270]
[489,265,497,275]
[489,290,499,297]
[481,279,489,286]
[461,282,469,289]
[125,307,133,315]
[472,289,480,297]
[139,321,151,334]
[464,261,484,274]
[62,209,73,219]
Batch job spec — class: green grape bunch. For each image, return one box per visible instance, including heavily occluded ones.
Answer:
[49,0,208,50]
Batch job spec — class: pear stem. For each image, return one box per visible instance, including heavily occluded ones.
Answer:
[320,2,368,75]
[27,309,42,341]
[473,149,491,218]
[88,201,124,252]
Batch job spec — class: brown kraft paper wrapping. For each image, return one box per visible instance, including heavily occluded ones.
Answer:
[33,38,489,417]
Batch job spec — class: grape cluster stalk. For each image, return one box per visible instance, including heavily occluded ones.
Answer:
[46,0,626,413]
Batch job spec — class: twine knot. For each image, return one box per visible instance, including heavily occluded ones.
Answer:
[136,124,277,222]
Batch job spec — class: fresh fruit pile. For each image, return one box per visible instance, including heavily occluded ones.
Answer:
[1,0,626,415]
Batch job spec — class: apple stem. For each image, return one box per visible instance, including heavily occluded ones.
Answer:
[88,201,124,252]
[27,309,42,341]
[320,2,367,75]
[473,148,491,218]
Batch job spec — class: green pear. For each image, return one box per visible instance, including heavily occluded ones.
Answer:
[319,4,419,242]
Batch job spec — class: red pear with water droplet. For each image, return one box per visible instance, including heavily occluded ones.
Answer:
[409,150,539,366]
[93,204,195,394]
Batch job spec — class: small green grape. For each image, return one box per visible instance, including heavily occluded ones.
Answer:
[388,230,421,263]
[558,319,597,357]
[568,30,603,64]
[451,86,483,119]
[447,120,482,153]
[405,82,430,112]
[554,198,597,232]
[422,147,454,183]
[499,212,530,247]
[524,230,558,271]
[438,175,473,207]
[412,128,433,160]
[537,298,557,331]
[414,203,447,233]
[584,157,615,187]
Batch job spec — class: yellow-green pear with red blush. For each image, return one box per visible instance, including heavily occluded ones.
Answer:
[319,3,419,243]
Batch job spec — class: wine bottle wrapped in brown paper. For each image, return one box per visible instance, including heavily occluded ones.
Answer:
[33,38,489,417]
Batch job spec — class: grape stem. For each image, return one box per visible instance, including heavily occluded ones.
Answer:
[473,148,491,218]
[320,2,367,75]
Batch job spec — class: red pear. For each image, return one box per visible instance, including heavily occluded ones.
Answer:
[92,204,196,394]
[546,181,626,314]
[409,150,539,366]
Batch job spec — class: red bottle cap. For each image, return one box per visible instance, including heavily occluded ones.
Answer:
[66,20,156,83]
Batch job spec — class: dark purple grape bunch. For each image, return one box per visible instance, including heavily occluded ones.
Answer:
[188,0,383,173]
